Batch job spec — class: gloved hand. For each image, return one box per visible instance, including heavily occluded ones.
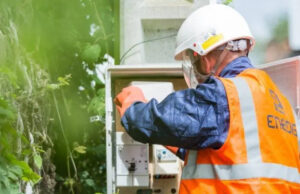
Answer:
[165,146,179,155]
[114,86,146,117]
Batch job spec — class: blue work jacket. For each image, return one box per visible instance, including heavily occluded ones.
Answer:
[121,56,254,159]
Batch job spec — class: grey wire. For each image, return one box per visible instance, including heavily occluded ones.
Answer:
[119,33,177,64]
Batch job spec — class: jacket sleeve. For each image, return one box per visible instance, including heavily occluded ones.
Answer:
[121,76,230,150]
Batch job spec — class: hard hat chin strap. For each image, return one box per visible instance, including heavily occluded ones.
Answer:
[186,40,247,85]
[192,46,230,83]
[211,45,231,76]
[211,40,250,76]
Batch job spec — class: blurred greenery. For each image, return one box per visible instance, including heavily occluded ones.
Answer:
[0,0,116,193]
[222,0,233,5]
[271,15,288,43]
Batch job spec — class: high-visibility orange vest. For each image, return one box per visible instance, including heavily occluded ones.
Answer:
[179,69,300,194]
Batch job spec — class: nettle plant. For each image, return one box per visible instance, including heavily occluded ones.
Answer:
[0,0,114,193]
[0,22,51,193]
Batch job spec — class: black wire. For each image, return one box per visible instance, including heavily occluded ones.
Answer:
[119,33,177,64]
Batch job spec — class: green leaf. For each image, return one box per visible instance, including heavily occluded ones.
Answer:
[7,171,18,181]
[73,145,87,154]
[22,149,32,156]
[47,74,72,90]
[9,166,23,177]
[58,74,72,86]
[33,154,43,169]
[64,178,75,186]
[35,147,45,153]
[88,88,105,116]
[1,176,10,188]
[0,107,14,118]
[8,155,41,184]
[85,178,95,187]
[7,165,23,181]
[81,171,89,178]
[81,44,101,64]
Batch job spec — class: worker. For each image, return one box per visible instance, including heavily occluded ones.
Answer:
[114,4,300,193]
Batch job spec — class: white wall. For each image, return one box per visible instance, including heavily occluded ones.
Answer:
[120,0,209,65]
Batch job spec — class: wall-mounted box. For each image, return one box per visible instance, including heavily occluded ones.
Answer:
[105,64,187,194]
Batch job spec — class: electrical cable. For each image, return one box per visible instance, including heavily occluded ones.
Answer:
[119,33,177,64]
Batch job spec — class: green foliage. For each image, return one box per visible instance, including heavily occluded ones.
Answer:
[0,0,115,193]
[10,156,41,184]
[0,98,40,192]
[33,154,43,170]
[73,144,87,154]
[88,88,106,116]
[0,13,46,186]
[222,0,233,5]
[81,44,102,64]
[0,165,22,194]
[271,15,288,42]
[47,74,72,90]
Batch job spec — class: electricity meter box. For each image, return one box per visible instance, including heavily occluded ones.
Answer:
[259,56,300,118]
[105,64,187,194]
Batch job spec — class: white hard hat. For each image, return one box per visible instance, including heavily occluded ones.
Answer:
[175,4,255,60]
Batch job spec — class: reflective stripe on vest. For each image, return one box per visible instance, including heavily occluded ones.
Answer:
[231,77,261,162]
[182,77,300,183]
[182,162,300,183]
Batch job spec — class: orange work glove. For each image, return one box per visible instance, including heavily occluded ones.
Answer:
[114,86,147,117]
[165,146,179,155]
